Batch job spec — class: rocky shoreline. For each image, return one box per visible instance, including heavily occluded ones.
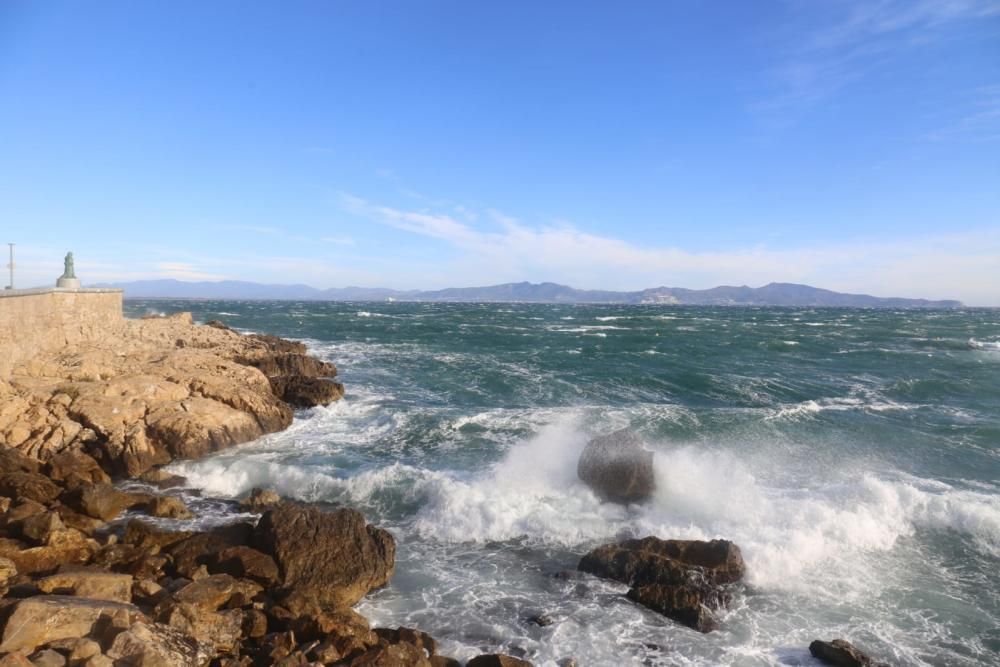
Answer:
[0,313,889,666]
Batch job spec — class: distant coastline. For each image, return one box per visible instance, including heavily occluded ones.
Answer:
[93,279,964,308]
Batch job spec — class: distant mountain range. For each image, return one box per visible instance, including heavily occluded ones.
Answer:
[92,279,964,308]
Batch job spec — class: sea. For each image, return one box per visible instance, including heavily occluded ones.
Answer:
[123,300,1000,667]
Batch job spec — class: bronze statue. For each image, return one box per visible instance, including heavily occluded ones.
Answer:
[61,252,76,280]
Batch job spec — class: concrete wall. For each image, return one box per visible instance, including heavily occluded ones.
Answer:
[0,289,123,378]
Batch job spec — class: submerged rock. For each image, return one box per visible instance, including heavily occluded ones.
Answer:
[577,429,655,504]
[809,639,890,667]
[578,536,745,632]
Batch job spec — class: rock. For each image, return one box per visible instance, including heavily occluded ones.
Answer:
[213,545,279,586]
[36,569,133,602]
[67,638,102,663]
[63,483,139,521]
[142,495,194,520]
[0,473,61,505]
[527,614,553,627]
[0,595,143,653]
[240,487,280,510]
[166,523,252,578]
[290,606,375,648]
[26,650,64,667]
[0,447,40,474]
[169,574,236,610]
[0,556,17,594]
[374,626,437,656]
[44,450,110,489]
[19,511,65,545]
[252,503,395,614]
[467,656,534,667]
[268,377,345,407]
[578,536,745,632]
[809,639,889,667]
[122,519,194,552]
[348,640,432,667]
[156,602,243,656]
[577,429,655,504]
[106,622,203,667]
[0,528,97,574]
[53,505,104,536]
[138,468,187,489]
[430,657,462,667]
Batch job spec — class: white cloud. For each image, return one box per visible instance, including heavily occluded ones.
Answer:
[342,193,1000,305]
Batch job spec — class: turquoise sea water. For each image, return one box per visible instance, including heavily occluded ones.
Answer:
[125,300,1000,666]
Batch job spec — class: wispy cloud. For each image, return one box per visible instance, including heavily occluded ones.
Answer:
[759,0,1000,116]
[341,192,1000,305]
[924,83,1000,142]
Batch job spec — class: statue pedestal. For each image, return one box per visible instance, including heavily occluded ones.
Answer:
[56,277,81,289]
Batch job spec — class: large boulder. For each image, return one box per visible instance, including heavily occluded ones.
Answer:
[0,595,143,653]
[252,502,395,614]
[0,472,61,505]
[36,569,134,602]
[63,483,143,521]
[577,429,655,504]
[578,537,745,632]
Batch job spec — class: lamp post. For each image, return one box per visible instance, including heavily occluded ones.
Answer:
[5,243,12,290]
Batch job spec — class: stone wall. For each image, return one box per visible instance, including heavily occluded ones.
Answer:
[0,289,123,378]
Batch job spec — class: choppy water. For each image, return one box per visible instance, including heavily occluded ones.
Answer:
[125,300,1000,666]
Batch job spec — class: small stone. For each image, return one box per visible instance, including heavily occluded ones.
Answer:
[527,614,553,627]
[67,638,102,662]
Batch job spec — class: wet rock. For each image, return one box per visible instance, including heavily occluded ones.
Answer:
[374,626,437,657]
[0,595,143,653]
[36,569,133,602]
[122,519,194,552]
[63,483,139,522]
[138,468,187,489]
[467,656,534,667]
[578,536,745,632]
[577,429,655,504]
[430,657,462,667]
[240,487,280,510]
[142,495,194,520]
[527,614,553,627]
[809,639,889,667]
[268,377,345,407]
[252,503,395,614]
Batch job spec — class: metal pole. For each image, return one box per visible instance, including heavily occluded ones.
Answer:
[6,243,12,290]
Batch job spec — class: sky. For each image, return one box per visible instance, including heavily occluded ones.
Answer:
[1,1,998,304]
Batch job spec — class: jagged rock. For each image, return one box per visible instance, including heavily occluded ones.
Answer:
[44,450,110,489]
[143,495,194,520]
[430,657,462,667]
[66,638,102,662]
[156,602,244,656]
[578,537,745,632]
[168,574,236,610]
[18,511,64,544]
[0,595,143,653]
[36,569,133,602]
[467,656,534,667]
[240,487,280,510]
[348,640,432,667]
[166,523,252,579]
[63,483,141,521]
[809,639,889,667]
[122,519,194,552]
[252,503,395,614]
[374,626,437,657]
[0,448,40,474]
[138,468,188,489]
[0,528,97,574]
[213,545,279,585]
[0,556,17,595]
[106,621,203,667]
[268,377,345,407]
[290,606,375,648]
[0,473,61,505]
[577,429,655,504]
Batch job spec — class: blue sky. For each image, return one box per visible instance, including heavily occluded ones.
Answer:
[1,1,998,304]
